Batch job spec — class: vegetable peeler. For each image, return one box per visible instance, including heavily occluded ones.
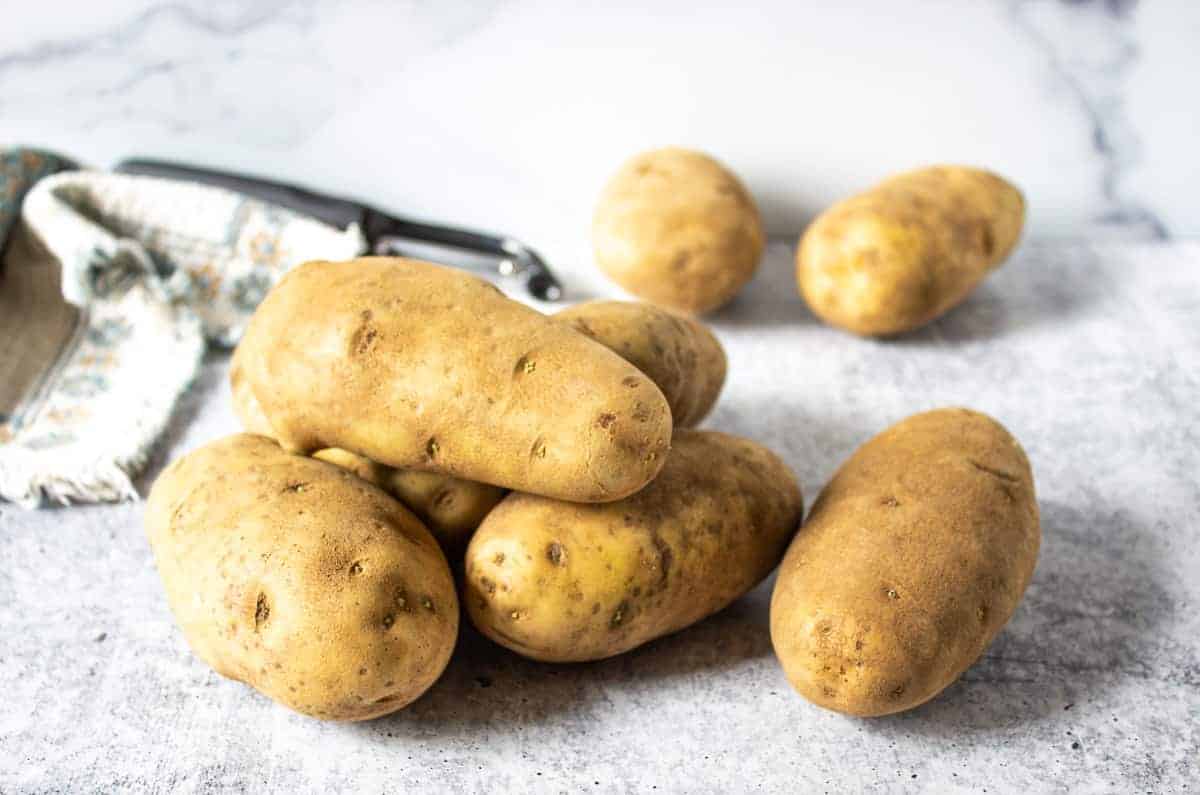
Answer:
[114,158,564,301]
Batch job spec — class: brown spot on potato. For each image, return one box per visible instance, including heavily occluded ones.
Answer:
[670,251,691,272]
[432,489,455,509]
[530,437,547,460]
[349,561,363,576]
[514,355,536,376]
[425,438,439,459]
[881,495,900,508]
[886,588,899,600]
[610,601,629,629]
[546,542,566,566]
[421,596,435,612]
[980,224,995,258]
[493,553,506,565]
[350,324,379,356]
[282,482,308,494]
[596,413,617,430]
[254,593,269,631]
[382,614,395,629]
[394,588,411,611]
[480,576,496,595]
[621,375,641,388]
[649,530,672,589]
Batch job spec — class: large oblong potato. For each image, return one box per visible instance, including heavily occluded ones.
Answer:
[145,434,458,721]
[593,148,765,314]
[556,300,726,427]
[237,257,672,502]
[796,165,1025,336]
[770,408,1040,717]
[464,430,803,662]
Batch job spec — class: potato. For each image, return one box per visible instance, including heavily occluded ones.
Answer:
[464,430,803,662]
[145,434,458,721]
[796,165,1024,336]
[383,469,505,560]
[556,300,726,427]
[592,148,765,314]
[237,257,672,502]
[312,447,505,560]
[770,408,1040,717]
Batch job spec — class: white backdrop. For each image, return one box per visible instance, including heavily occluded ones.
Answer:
[4,0,1197,275]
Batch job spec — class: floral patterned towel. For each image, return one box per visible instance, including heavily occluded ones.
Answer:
[0,168,366,507]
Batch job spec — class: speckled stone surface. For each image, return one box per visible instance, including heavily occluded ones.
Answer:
[2,241,1198,793]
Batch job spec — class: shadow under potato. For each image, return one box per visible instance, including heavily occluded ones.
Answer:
[867,497,1186,734]
[876,243,1103,347]
[135,348,232,496]
[710,241,814,329]
[714,239,1101,343]
[367,581,775,733]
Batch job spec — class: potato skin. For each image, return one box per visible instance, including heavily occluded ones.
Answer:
[769,408,1040,717]
[464,430,803,662]
[796,166,1024,336]
[145,434,458,721]
[237,257,671,502]
[236,344,503,555]
[593,148,765,314]
[383,469,505,560]
[556,300,727,427]
[229,341,274,437]
[308,448,502,559]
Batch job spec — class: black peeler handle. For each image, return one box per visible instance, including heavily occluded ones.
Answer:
[114,158,564,301]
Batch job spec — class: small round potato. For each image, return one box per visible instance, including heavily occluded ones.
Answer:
[464,430,803,662]
[309,448,504,559]
[770,408,1040,716]
[593,148,765,314]
[796,165,1024,336]
[556,300,727,427]
[383,469,506,559]
[145,434,459,721]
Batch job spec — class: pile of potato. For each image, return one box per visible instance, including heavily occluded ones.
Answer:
[145,153,1039,722]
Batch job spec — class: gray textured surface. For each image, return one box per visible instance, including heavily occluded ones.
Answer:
[2,241,1198,793]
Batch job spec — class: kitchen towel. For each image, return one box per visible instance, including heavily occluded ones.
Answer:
[0,163,366,507]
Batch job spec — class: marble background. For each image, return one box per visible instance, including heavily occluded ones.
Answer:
[2,0,1199,283]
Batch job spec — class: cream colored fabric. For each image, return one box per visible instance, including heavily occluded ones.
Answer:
[0,171,366,507]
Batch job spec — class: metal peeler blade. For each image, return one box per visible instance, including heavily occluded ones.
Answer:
[114,158,564,301]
